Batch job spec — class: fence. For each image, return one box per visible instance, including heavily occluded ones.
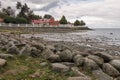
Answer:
[0,23,86,28]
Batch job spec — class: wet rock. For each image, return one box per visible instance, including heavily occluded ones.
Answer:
[51,63,69,73]
[47,54,61,62]
[67,77,91,80]
[92,70,113,80]
[95,52,113,62]
[0,58,7,67]
[110,60,120,72]
[0,54,14,59]
[73,55,84,66]
[102,63,120,77]
[83,58,100,71]
[87,55,104,66]
[59,49,74,62]
[7,45,19,54]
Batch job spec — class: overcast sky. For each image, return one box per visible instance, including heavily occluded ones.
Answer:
[0,0,120,28]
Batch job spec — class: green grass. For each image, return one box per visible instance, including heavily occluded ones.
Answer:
[0,55,72,80]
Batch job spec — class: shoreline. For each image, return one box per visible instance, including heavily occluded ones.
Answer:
[0,26,92,34]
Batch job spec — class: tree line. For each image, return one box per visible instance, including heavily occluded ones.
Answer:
[0,1,86,26]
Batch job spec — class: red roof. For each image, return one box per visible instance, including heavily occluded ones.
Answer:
[32,18,59,26]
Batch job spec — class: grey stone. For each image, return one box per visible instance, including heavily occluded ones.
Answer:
[7,45,19,54]
[83,58,100,71]
[54,44,69,51]
[92,70,113,80]
[59,49,74,62]
[47,54,61,62]
[0,58,7,67]
[110,60,120,72]
[67,77,91,80]
[88,55,104,66]
[19,45,31,56]
[102,63,120,77]
[30,47,41,57]
[73,55,84,66]
[51,63,69,73]
[31,41,45,51]
[115,76,120,80]
[42,48,54,59]
[61,62,74,67]
[40,62,48,67]
[71,67,86,77]
[95,52,113,62]
[0,54,14,59]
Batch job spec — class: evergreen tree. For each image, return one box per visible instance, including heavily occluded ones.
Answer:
[80,20,86,26]
[74,20,80,26]
[44,14,52,19]
[59,15,68,24]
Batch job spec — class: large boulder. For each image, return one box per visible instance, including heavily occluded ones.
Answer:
[92,70,113,80]
[102,63,120,77]
[73,55,84,66]
[51,63,69,73]
[83,58,100,71]
[41,48,54,59]
[87,55,104,66]
[59,49,74,62]
[19,45,31,56]
[0,54,14,59]
[67,77,91,80]
[0,58,7,67]
[7,45,19,54]
[110,60,120,72]
[95,52,113,62]
[47,54,61,62]
[31,41,45,51]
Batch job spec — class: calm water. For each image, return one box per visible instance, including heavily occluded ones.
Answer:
[22,28,120,45]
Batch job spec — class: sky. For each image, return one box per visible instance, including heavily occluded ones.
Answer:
[0,0,120,28]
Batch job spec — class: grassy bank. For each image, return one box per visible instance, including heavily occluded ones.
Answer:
[0,27,91,34]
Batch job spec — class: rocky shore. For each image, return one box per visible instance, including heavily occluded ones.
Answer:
[0,33,120,80]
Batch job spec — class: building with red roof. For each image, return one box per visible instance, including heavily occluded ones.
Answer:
[32,17,59,27]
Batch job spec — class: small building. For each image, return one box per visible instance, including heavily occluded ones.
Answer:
[32,17,59,27]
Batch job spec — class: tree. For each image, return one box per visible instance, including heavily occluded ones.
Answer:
[4,16,16,23]
[80,20,86,26]
[59,15,67,24]
[15,17,27,24]
[74,20,80,26]
[16,2,22,9]
[74,20,86,26]
[44,14,52,19]
[2,6,15,17]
